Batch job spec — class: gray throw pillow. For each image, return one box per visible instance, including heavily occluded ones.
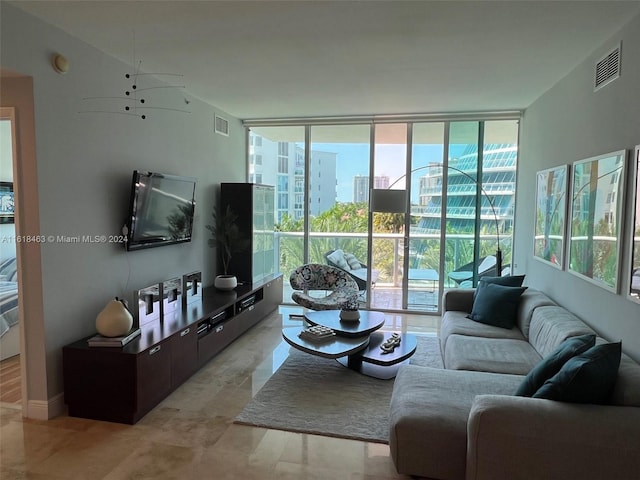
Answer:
[473,275,525,299]
[533,342,622,404]
[467,282,527,329]
[344,253,361,270]
[515,334,596,397]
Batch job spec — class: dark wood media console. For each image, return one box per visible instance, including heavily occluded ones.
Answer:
[62,274,283,424]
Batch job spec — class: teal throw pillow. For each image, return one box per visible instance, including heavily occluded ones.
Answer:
[480,275,526,287]
[515,334,596,397]
[467,282,527,329]
[533,342,622,404]
[473,275,526,300]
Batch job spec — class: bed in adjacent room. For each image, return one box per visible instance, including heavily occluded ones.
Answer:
[0,256,19,361]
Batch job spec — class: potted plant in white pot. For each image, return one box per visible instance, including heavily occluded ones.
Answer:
[206,204,249,290]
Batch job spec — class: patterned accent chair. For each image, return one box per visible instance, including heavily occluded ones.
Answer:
[290,263,360,311]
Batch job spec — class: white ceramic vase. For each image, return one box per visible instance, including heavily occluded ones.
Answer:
[96,297,133,337]
[214,275,237,291]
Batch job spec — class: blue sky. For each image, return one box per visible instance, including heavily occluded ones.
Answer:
[312,143,467,202]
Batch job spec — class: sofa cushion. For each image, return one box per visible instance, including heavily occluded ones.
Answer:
[515,334,596,397]
[597,337,640,407]
[442,288,475,314]
[326,249,350,270]
[389,365,523,480]
[611,354,640,407]
[533,342,622,404]
[444,335,541,375]
[440,310,526,352]
[528,306,596,357]
[515,289,557,338]
[467,283,527,329]
[343,253,361,270]
[441,288,555,341]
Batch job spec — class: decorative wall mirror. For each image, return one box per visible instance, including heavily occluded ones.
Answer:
[568,150,626,292]
[628,145,640,303]
[534,165,568,268]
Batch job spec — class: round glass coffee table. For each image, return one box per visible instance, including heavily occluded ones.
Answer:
[282,310,417,379]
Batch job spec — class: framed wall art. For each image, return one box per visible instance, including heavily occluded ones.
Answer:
[0,182,14,224]
[568,150,626,292]
[628,145,640,303]
[534,165,568,268]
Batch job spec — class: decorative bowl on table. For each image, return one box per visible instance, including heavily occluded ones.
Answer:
[339,296,360,321]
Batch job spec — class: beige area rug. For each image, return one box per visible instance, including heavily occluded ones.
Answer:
[234,335,443,444]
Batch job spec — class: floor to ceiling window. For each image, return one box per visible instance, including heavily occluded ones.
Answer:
[308,125,372,299]
[441,120,519,290]
[248,126,306,279]
[246,115,519,314]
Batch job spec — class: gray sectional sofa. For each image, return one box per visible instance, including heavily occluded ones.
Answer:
[389,288,640,480]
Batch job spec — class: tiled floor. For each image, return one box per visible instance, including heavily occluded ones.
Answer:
[0,306,438,479]
[0,355,21,404]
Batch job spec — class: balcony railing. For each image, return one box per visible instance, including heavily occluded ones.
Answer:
[274,230,511,290]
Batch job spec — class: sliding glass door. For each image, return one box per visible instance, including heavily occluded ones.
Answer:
[368,121,449,312]
[370,123,407,310]
[369,119,519,312]
[405,123,445,310]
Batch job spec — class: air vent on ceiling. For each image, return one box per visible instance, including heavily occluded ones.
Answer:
[215,115,229,136]
[594,43,621,91]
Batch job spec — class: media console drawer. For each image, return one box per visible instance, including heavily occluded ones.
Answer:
[171,325,198,387]
[198,319,238,365]
[136,339,172,419]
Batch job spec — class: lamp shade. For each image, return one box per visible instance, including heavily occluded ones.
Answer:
[370,189,407,213]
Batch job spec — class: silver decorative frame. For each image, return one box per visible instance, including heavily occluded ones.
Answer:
[182,271,202,307]
[567,150,626,292]
[161,277,183,316]
[533,165,568,269]
[133,283,161,327]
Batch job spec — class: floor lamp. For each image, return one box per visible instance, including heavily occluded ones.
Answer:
[370,165,503,278]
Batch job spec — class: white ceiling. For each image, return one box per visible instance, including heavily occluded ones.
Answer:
[10,0,640,120]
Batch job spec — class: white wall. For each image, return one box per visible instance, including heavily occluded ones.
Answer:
[517,13,640,361]
[1,4,246,413]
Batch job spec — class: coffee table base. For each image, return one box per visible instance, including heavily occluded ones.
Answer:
[337,331,417,380]
[337,356,412,380]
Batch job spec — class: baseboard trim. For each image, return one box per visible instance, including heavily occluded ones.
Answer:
[26,392,65,420]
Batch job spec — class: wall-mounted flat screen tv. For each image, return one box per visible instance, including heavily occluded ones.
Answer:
[125,170,196,251]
